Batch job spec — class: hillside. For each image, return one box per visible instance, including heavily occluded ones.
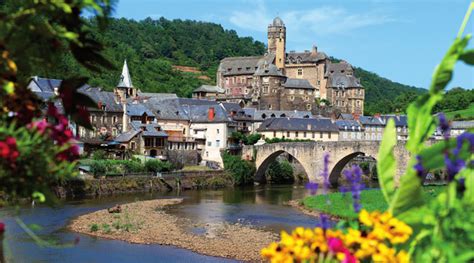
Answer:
[32,17,425,114]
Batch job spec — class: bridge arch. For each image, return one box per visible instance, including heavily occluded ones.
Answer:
[328,152,377,186]
[254,150,310,183]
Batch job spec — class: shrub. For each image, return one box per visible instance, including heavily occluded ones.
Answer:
[90,161,107,176]
[92,150,107,160]
[266,160,294,184]
[90,224,99,232]
[145,159,172,173]
[222,152,255,185]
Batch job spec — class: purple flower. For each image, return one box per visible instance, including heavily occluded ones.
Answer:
[317,213,331,230]
[453,132,474,156]
[321,153,330,193]
[444,132,473,181]
[445,154,465,181]
[305,182,319,195]
[414,155,425,179]
[342,165,365,213]
[438,113,450,139]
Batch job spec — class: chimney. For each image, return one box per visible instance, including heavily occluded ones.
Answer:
[374,113,381,119]
[122,102,128,132]
[307,123,311,130]
[311,45,317,55]
[208,107,215,121]
[98,100,102,110]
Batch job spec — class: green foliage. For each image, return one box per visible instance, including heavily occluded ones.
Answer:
[101,223,111,234]
[303,188,444,220]
[92,150,107,160]
[144,159,172,173]
[28,17,265,98]
[90,224,99,232]
[222,152,255,185]
[375,3,474,261]
[444,102,474,120]
[266,160,294,184]
[231,132,261,145]
[89,159,148,176]
[264,137,313,143]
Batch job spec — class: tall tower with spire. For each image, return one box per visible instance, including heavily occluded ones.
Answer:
[114,60,136,102]
[267,17,286,70]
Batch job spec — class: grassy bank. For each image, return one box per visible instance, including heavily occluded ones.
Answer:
[302,187,444,219]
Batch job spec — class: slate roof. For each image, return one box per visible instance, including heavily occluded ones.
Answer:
[286,51,327,64]
[379,115,408,127]
[257,117,339,132]
[335,120,364,131]
[136,91,178,100]
[220,102,242,115]
[117,60,133,88]
[219,53,275,76]
[359,116,384,126]
[185,104,233,123]
[193,85,224,94]
[325,62,354,77]
[129,121,168,137]
[339,113,355,120]
[79,87,123,112]
[283,78,315,90]
[327,73,362,88]
[272,17,285,27]
[144,98,190,121]
[126,103,154,116]
[115,130,141,142]
[255,63,285,77]
[28,76,63,93]
[253,109,313,121]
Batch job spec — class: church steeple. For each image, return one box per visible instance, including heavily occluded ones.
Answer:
[115,60,136,101]
[117,60,133,88]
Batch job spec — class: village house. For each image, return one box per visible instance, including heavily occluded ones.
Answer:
[379,114,408,140]
[257,117,339,141]
[335,119,365,141]
[192,85,225,100]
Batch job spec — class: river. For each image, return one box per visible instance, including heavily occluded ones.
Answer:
[0,185,329,262]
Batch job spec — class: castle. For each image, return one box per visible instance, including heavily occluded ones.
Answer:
[215,17,365,115]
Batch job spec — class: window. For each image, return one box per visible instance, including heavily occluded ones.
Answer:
[113,116,117,123]
[290,95,295,101]
[289,89,295,94]
[306,104,312,110]
[287,131,290,137]
[130,142,136,150]
[304,96,308,101]
[295,131,299,138]
[312,132,315,139]
[91,115,96,122]
[194,130,198,134]
[356,100,360,107]
[207,141,212,147]
[299,90,304,95]
[101,116,106,123]
[217,129,220,134]
[303,132,307,138]
[320,132,323,138]
[297,68,303,76]
[273,131,276,137]
[112,128,117,136]
[328,132,332,139]
[216,140,220,147]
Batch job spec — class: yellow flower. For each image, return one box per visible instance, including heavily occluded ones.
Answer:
[359,209,373,227]
[345,229,362,246]
[396,250,410,263]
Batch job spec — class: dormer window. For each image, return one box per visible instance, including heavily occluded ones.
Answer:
[261,114,267,119]
[237,68,242,71]
[246,67,251,70]
[227,68,231,71]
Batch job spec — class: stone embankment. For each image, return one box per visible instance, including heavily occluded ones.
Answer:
[69,199,277,262]
[55,170,233,198]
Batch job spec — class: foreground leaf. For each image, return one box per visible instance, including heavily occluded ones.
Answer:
[377,119,397,205]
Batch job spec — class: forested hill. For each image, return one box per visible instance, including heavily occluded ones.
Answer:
[35,17,425,114]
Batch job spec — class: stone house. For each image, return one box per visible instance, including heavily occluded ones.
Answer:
[379,114,409,141]
[257,117,339,141]
[358,116,385,141]
[192,85,225,100]
[325,62,364,115]
[115,121,168,158]
[335,119,365,141]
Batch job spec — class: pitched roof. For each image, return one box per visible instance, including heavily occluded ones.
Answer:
[327,73,362,88]
[325,61,354,77]
[257,117,339,132]
[379,115,408,127]
[28,76,63,93]
[115,130,141,142]
[451,121,474,129]
[144,98,190,121]
[129,121,168,137]
[218,53,275,76]
[79,87,123,112]
[359,116,384,126]
[136,91,178,100]
[117,60,133,88]
[253,109,313,121]
[255,62,285,77]
[283,78,315,90]
[335,120,364,131]
[193,85,224,94]
[286,51,327,64]
[126,103,154,116]
[185,104,233,123]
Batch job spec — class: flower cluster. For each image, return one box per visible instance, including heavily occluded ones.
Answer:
[261,209,411,263]
[29,103,79,161]
[0,136,20,164]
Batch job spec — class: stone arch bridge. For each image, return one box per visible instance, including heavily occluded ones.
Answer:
[241,141,410,185]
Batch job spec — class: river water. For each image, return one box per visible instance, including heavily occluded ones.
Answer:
[0,185,330,263]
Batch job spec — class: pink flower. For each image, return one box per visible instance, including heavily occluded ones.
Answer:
[328,237,345,253]
[0,142,9,158]
[0,222,5,233]
[0,137,19,162]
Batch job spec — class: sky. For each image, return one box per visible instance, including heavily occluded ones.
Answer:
[113,0,474,90]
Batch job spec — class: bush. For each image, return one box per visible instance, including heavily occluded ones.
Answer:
[145,159,172,173]
[266,160,294,184]
[90,224,99,232]
[90,161,107,176]
[222,152,255,185]
[264,137,312,144]
[231,132,261,145]
[92,150,107,160]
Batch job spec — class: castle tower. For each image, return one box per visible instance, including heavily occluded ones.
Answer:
[115,60,136,102]
[267,17,286,70]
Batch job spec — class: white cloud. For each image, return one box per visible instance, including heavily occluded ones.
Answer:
[229,3,396,36]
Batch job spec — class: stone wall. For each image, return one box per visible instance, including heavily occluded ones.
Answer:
[167,150,201,169]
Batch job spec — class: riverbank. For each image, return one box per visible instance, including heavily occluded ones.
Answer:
[55,170,233,199]
[69,198,277,262]
[298,186,445,219]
